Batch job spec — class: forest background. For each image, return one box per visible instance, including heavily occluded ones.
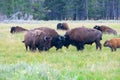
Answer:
[0,0,120,20]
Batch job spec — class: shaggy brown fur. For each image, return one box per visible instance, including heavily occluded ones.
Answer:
[30,27,65,50]
[23,29,52,52]
[33,27,58,37]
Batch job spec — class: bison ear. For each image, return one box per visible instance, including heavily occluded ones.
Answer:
[58,36,62,40]
[44,36,52,41]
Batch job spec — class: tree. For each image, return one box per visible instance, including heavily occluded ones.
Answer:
[0,0,120,20]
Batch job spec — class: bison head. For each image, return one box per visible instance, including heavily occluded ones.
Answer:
[51,35,65,50]
[93,25,102,31]
[63,34,71,48]
[10,27,15,33]
[38,36,52,51]
[57,23,63,30]
[104,40,111,47]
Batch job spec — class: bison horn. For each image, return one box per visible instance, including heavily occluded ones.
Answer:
[58,36,62,40]
[44,36,52,41]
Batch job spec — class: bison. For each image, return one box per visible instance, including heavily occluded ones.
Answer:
[22,29,52,52]
[63,27,102,51]
[93,25,117,35]
[10,26,28,34]
[57,22,69,30]
[32,27,65,50]
[104,38,120,52]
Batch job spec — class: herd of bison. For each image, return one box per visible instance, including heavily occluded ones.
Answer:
[10,22,120,52]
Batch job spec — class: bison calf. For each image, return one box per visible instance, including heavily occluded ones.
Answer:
[104,38,120,52]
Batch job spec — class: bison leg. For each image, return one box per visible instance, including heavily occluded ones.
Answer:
[37,44,44,52]
[76,46,84,51]
[29,45,32,51]
[110,47,114,52]
[114,48,117,51]
[76,43,84,51]
[29,45,36,52]
[25,45,28,51]
[110,47,116,52]
[95,41,101,50]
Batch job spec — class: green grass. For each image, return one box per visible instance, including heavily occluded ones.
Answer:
[0,21,120,80]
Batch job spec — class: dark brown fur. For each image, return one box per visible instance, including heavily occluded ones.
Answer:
[64,27,102,50]
[23,29,52,52]
[10,26,28,34]
[94,25,117,35]
[33,27,58,37]
[57,23,69,30]
[27,27,65,50]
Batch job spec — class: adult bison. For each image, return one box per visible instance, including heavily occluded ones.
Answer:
[63,27,102,50]
[32,27,65,50]
[10,26,28,34]
[57,22,69,30]
[104,38,120,52]
[22,29,52,52]
[93,25,117,35]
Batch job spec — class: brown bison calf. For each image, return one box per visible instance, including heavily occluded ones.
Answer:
[10,26,28,34]
[93,25,117,35]
[104,38,120,52]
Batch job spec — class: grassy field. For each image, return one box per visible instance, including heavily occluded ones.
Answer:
[0,20,120,80]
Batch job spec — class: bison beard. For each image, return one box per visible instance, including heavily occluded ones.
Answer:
[64,27,102,51]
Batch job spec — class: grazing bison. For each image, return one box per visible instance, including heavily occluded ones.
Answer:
[10,26,28,34]
[22,29,52,52]
[104,38,120,52]
[57,23,69,30]
[32,27,65,50]
[64,27,102,51]
[93,25,117,35]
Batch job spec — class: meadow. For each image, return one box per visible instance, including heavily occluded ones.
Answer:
[0,20,120,80]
